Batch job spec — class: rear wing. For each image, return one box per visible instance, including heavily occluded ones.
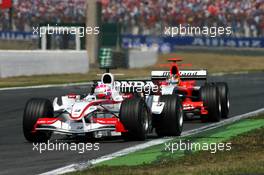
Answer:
[151,70,207,80]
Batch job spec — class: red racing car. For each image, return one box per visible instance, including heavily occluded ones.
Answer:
[151,58,229,122]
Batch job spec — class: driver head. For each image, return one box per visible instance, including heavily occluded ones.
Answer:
[94,84,112,99]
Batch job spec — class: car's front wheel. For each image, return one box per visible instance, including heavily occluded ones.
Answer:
[200,84,221,122]
[23,98,54,142]
[155,95,183,136]
[119,97,150,141]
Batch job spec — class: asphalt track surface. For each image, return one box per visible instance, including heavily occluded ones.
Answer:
[0,72,264,175]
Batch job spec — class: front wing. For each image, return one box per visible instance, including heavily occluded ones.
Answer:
[33,117,127,135]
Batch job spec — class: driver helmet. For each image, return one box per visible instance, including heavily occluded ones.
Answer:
[167,74,180,85]
[94,84,112,99]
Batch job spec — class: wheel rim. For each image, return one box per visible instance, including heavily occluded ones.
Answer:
[227,92,230,110]
[142,108,149,132]
[179,106,183,127]
[218,99,222,114]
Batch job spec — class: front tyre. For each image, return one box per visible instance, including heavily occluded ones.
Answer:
[119,97,150,141]
[23,98,54,142]
[200,84,221,122]
[155,95,183,136]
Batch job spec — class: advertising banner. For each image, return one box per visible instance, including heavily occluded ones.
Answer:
[121,35,264,51]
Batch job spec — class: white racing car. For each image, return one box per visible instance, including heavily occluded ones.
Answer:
[23,70,183,142]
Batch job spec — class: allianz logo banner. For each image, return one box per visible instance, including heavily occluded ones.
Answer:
[121,35,264,49]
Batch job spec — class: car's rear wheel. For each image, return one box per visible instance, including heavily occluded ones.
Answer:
[215,82,229,118]
[23,98,54,142]
[119,97,150,141]
[155,95,183,136]
[200,84,221,122]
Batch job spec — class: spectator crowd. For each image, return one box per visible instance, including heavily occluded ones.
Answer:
[0,0,263,37]
[102,0,264,37]
[0,0,85,32]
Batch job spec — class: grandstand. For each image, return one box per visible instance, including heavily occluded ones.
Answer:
[0,0,263,37]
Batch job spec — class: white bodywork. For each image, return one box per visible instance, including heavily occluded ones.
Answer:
[37,93,123,137]
[35,73,166,137]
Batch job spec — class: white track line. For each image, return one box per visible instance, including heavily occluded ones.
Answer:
[0,82,93,91]
[0,78,147,91]
[40,107,264,175]
[0,71,248,91]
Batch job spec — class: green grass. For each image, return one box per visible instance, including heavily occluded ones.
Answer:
[0,51,264,88]
[0,40,38,50]
[67,115,264,175]
[98,118,264,166]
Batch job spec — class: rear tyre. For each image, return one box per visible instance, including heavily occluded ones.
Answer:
[119,97,150,141]
[200,85,221,122]
[155,95,183,136]
[23,98,54,142]
[215,82,229,118]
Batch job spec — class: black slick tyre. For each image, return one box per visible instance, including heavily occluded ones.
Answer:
[200,85,221,122]
[215,82,230,118]
[155,95,183,136]
[23,98,54,142]
[119,97,149,141]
